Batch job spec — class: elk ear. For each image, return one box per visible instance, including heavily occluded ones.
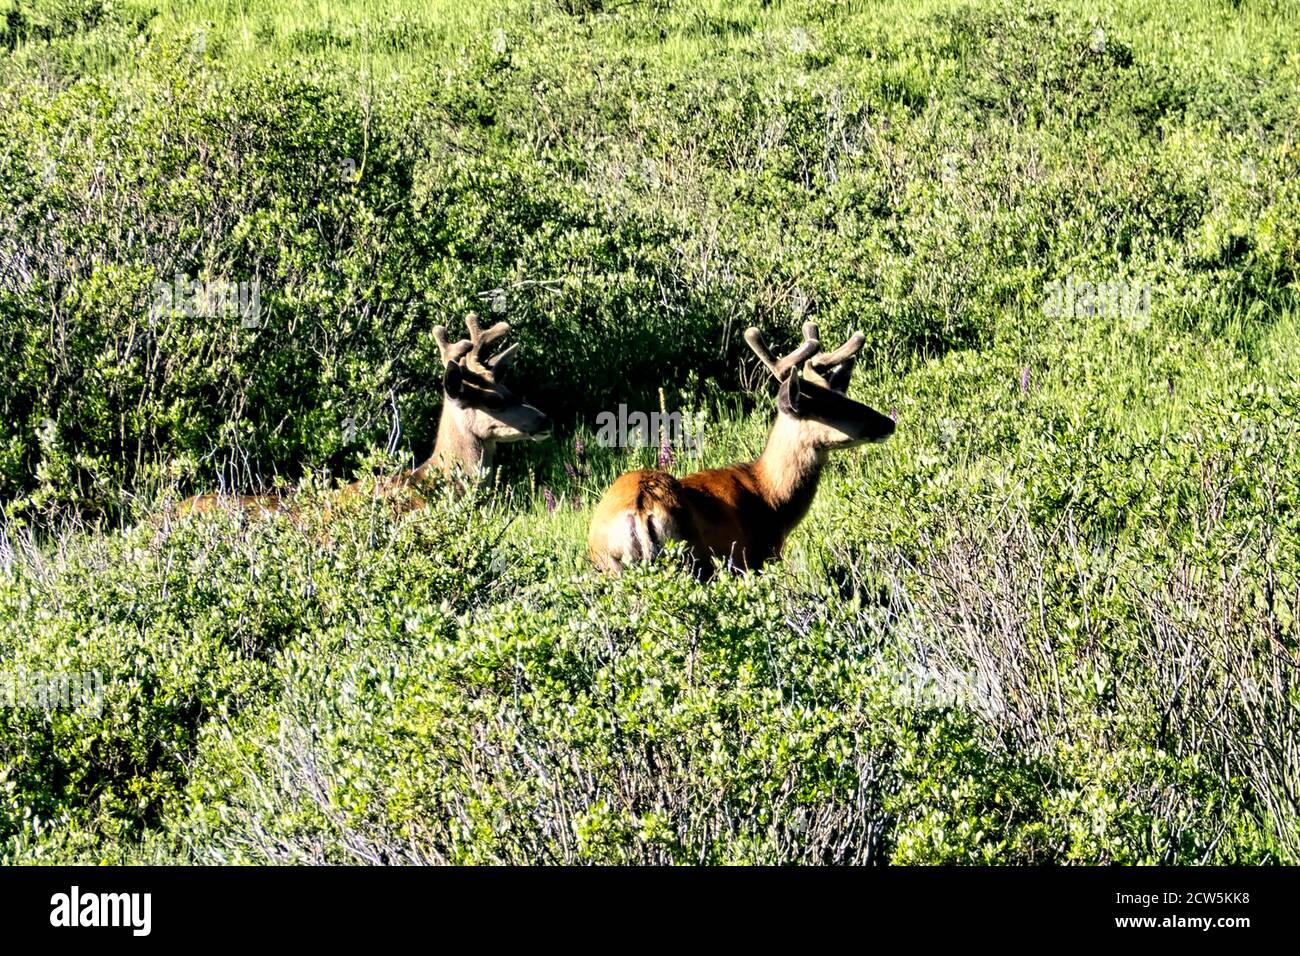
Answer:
[777,369,803,417]
[824,358,856,394]
[444,361,508,411]
[443,361,464,399]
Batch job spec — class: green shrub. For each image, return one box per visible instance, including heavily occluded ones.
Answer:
[2,0,1299,864]
[0,476,511,858]
[177,560,1034,864]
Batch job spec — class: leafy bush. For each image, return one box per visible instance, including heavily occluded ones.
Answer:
[1,0,1298,864]
[176,561,1035,864]
[0,476,512,859]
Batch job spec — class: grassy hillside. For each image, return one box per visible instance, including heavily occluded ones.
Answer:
[1,0,1298,862]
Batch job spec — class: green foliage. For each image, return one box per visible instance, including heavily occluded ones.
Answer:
[0,477,511,859]
[2,0,1299,863]
[176,562,1027,864]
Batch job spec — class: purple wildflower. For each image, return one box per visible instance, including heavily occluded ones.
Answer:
[574,434,585,461]
[1020,365,1031,396]
[563,462,578,479]
[658,440,674,470]
[542,486,557,514]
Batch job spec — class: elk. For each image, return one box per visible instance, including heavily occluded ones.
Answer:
[587,322,894,578]
[173,314,551,518]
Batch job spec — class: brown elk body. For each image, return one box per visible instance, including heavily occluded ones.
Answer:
[587,323,894,577]
[171,315,550,520]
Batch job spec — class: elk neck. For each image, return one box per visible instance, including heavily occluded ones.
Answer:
[411,400,494,483]
[752,412,827,532]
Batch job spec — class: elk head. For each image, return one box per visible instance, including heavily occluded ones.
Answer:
[745,321,894,449]
[433,314,552,445]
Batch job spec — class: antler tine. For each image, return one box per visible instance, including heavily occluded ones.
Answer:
[463,312,513,378]
[464,312,497,344]
[433,325,472,364]
[805,329,866,387]
[744,324,821,382]
[810,330,866,370]
[743,327,778,376]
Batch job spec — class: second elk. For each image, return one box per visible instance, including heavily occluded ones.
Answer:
[587,323,894,578]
